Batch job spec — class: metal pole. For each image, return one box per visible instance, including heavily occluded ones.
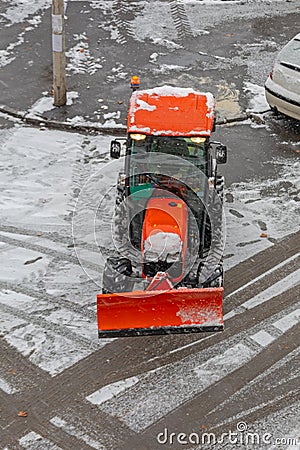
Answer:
[52,0,66,106]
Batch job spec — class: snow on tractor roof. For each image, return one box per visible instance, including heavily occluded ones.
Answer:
[127,85,215,137]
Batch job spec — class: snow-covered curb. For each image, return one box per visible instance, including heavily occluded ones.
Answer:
[0,104,265,134]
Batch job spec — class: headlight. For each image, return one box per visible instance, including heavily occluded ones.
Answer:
[130,133,146,141]
[190,137,206,144]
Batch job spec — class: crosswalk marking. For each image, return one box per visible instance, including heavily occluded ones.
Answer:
[250,330,276,347]
[242,268,300,310]
[50,416,107,450]
[227,253,300,299]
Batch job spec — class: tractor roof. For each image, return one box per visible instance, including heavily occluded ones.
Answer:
[127,85,215,137]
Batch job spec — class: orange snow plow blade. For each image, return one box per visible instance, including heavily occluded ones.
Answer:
[97,287,223,337]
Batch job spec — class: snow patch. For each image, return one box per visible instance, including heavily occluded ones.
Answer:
[28,91,79,115]
[66,33,103,76]
[144,231,182,261]
[136,99,156,112]
[87,376,140,406]
[244,81,270,113]
[0,32,25,67]
[2,0,51,25]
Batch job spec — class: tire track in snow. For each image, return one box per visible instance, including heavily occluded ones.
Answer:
[169,0,193,41]
[0,283,96,320]
[111,0,142,45]
[0,233,101,273]
[1,232,298,382]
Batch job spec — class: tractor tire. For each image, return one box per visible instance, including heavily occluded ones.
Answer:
[215,175,224,202]
[102,256,134,294]
[114,187,130,251]
[202,263,224,288]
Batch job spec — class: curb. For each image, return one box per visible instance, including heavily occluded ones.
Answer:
[0,105,127,135]
[0,105,267,135]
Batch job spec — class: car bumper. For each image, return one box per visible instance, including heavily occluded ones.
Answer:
[265,78,300,121]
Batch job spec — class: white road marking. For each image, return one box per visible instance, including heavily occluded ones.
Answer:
[225,268,300,323]
[227,253,300,299]
[5,324,94,377]
[193,343,254,377]
[273,309,300,333]
[242,268,300,310]
[87,376,140,406]
[86,341,256,432]
[250,330,276,347]
[0,376,17,394]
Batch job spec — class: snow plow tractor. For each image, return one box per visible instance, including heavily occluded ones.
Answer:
[97,84,227,337]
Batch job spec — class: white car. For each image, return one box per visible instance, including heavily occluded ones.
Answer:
[265,33,300,120]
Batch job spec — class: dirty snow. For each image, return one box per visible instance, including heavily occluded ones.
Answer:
[66,33,103,76]
[1,0,51,25]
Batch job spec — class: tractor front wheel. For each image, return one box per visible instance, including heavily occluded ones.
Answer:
[102,256,135,294]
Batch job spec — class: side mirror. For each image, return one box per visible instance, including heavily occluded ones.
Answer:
[110,140,121,159]
[216,144,227,164]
